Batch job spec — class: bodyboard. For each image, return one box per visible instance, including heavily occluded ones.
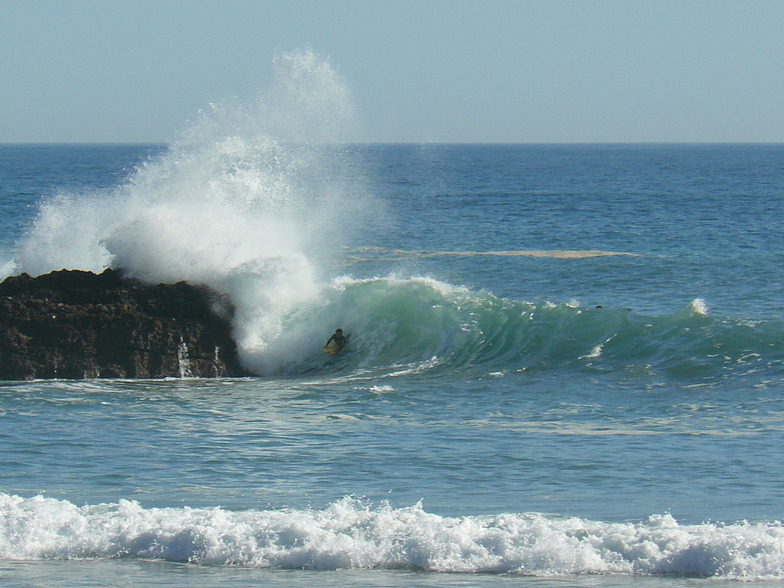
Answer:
[323,340,342,354]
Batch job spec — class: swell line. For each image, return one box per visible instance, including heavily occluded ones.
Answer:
[350,247,637,260]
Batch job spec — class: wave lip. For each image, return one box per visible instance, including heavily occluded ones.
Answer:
[2,493,783,579]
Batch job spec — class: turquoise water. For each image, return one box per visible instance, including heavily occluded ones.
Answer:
[1,141,784,586]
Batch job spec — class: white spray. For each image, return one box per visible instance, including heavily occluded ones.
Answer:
[16,49,374,374]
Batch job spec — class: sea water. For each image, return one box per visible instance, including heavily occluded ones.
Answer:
[2,52,784,586]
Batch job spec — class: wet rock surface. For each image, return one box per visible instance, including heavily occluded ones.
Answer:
[0,269,249,380]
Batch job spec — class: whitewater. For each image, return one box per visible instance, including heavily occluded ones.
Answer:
[1,50,784,586]
[4,493,784,578]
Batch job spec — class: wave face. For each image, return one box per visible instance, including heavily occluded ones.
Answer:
[2,493,782,579]
[253,275,784,381]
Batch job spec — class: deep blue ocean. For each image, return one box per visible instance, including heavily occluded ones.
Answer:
[1,140,783,587]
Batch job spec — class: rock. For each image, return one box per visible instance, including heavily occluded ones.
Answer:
[0,268,250,380]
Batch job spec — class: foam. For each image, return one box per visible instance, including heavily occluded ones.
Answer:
[2,493,783,579]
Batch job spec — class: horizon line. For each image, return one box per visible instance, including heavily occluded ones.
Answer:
[2,140,783,147]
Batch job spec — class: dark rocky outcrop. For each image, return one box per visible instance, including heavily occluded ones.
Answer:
[0,268,250,380]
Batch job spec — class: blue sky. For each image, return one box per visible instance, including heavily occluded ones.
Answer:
[2,0,783,143]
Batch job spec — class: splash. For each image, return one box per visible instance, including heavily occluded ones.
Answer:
[16,49,376,373]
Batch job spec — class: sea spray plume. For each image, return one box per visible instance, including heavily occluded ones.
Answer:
[16,49,374,374]
[20,48,359,282]
[18,190,115,276]
[260,48,357,143]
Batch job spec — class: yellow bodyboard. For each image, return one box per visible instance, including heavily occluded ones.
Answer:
[323,341,342,354]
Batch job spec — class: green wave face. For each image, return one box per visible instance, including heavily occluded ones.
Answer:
[261,277,783,383]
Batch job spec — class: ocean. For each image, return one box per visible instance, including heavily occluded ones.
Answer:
[2,56,784,587]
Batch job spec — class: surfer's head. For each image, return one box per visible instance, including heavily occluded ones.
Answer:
[336,328,343,334]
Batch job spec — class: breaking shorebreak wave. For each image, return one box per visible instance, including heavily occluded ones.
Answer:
[2,493,783,579]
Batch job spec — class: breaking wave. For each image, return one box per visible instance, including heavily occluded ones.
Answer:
[2,493,783,579]
[9,50,782,383]
[252,275,784,382]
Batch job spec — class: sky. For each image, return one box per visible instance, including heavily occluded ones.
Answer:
[2,0,783,143]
